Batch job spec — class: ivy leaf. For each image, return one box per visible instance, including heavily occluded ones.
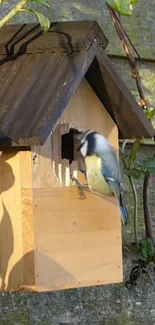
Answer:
[144,107,155,120]
[129,139,141,169]
[130,0,139,4]
[19,8,50,33]
[124,168,141,179]
[146,159,155,174]
[106,0,138,16]
[139,237,154,264]
[30,0,50,8]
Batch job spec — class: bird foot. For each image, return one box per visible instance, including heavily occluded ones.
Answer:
[70,175,87,199]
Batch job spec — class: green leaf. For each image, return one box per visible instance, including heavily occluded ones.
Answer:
[106,0,138,15]
[124,168,141,179]
[144,107,155,120]
[139,237,154,264]
[129,139,141,169]
[130,0,139,4]
[146,159,155,174]
[19,8,50,33]
[30,0,50,8]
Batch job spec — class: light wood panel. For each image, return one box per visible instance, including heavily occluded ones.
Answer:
[0,151,23,290]
[0,78,121,291]
[31,78,118,189]
[33,187,122,291]
[58,78,118,148]
[0,150,35,291]
[19,151,35,290]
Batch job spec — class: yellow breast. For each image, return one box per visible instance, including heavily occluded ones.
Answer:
[85,155,113,196]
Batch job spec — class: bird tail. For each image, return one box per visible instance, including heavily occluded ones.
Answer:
[119,192,128,226]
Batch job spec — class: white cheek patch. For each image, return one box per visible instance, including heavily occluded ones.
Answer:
[95,134,109,151]
[80,141,88,157]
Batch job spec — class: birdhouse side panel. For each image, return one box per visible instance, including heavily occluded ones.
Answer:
[0,150,35,291]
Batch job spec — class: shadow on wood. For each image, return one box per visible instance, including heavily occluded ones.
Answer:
[0,154,15,290]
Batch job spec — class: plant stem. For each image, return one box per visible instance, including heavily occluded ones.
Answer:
[143,172,155,247]
[128,176,138,247]
[107,4,147,110]
[121,140,139,247]
[0,0,28,29]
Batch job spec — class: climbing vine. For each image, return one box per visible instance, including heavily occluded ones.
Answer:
[106,0,155,288]
[0,0,50,32]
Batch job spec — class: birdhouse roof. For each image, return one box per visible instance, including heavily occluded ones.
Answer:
[0,21,154,146]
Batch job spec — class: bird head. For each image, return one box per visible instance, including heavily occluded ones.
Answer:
[75,130,109,158]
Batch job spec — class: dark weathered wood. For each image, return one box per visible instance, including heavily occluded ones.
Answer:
[0,40,100,145]
[0,21,108,55]
[110,57,155,128]
[86,48,155,139]
[0,21,154,147]
[35,0,154,60]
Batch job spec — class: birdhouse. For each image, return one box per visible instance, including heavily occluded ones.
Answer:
[0,21,154,292]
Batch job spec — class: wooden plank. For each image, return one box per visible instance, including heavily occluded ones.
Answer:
[110,57,155,128]
[0,151,23,291]
[0,150,35,291]
[58,78,119,148]
[31,133,60,188]
[58,78,118,185]
[27,0,155,60]
[32,78,118,190]
[86,49,155,139]
[0,21,108,55]
[18,151,35,291]
[30,79,122,291]
[0,40,99,146]
[33,187,122,292]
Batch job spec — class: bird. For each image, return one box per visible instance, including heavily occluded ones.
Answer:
[74,130,128,226]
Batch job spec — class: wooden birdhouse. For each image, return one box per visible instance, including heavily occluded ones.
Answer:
[0,21,154,292]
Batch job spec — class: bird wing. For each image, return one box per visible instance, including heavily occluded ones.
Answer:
[101,163,120,199]
[101,159,128,225]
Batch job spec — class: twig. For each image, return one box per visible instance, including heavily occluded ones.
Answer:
[107,4,147,109]
[121,140,139,247]
[0,0,28,29]
[129,176,138,247]
[143,172,155,248]
[116,14,144,63]
[143,268,155,288]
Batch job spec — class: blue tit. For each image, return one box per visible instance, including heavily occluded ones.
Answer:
[76,130,128,226]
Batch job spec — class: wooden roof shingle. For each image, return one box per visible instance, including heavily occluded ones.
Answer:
[0,21,154,146]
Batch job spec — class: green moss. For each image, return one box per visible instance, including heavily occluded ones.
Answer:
[89,301,98,309]
[0,311,30,325]
[39,323,54,325]
[105,318,134,325]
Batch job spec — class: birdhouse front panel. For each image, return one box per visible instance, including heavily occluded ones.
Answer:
[31,78,123,292]
[0,78,122,292]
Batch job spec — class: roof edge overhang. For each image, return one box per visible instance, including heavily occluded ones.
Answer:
[86,48,155,139]
[0,20,109,56]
